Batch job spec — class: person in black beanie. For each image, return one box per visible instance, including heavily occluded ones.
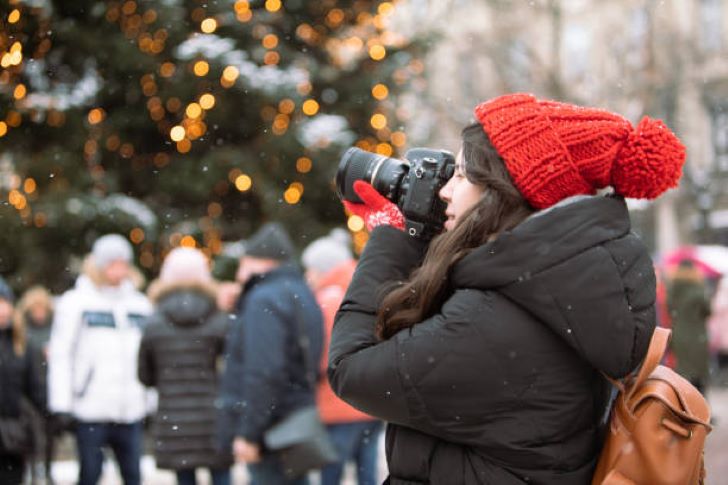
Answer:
[218,223,324,485]
[0,277,46,485]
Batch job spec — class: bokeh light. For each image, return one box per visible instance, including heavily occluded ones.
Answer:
[170,125,185,141]
[370,113,387,130]
[302,99,319,116]
[347,215,364,232]
[186,103,202,118]
[296,157,312,173]
[369,45,386,61]
[199,93,216,109]
[130,228,145,244]
[372,83,389,100]
[265,0,282,12]
[201,18,217,33]
[193,60,209,76]
[88,108,106,125]
[235,174,252,192]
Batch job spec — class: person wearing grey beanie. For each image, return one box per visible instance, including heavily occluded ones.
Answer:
[302,229,353,279]
[47,234,152,485]
[301,232,383,485]
[92,234,133,269]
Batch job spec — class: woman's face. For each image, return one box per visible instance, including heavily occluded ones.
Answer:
[102,260,130,287]
[439,150,484,232]
[29,303,49,325]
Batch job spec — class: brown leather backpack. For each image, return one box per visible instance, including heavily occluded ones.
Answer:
[592,327,712,485]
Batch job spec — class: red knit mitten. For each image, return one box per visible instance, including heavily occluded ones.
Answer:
[343,181,405,232]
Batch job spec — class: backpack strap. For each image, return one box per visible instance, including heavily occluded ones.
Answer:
[626,327,671,400]
[602,327,671,395]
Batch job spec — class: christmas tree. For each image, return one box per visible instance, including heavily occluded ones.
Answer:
[0,0,421,291]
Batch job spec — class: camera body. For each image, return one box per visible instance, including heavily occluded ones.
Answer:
[336,147,455,239]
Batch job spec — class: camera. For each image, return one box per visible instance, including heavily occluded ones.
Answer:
[336,147,455,239]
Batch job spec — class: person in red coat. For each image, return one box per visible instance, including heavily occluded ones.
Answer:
[303,229,383,485]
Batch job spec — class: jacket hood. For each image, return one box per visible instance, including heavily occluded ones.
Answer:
[155,286,217,327]
[147,278,218,304]
[452,195,656,378]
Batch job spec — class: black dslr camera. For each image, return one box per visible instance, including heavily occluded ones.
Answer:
[336,147,455,239]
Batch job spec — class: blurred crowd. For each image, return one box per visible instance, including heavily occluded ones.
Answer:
[0,223,383,485]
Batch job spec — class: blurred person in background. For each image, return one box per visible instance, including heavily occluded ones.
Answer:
[0,277,46,485]
[48,234,152,485]
[15,286,55,484]
[219,222,324,485]
[709,275,728,362]
[667,259,712,394]
[302,229,383,485]
[138,247,232,485]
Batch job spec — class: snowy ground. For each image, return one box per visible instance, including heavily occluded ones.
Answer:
[43,433,388,485]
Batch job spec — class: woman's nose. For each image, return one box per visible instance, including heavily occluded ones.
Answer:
[439,178,452,202]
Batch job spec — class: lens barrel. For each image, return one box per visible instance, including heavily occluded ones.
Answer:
[335,147,408,204]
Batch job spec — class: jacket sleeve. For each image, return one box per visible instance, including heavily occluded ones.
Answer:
[328,226,428,426]
[47,293,82,414]
[236,291,291,443]
[24,343,47,412]
[211,312,231,357]
[137,328,156,387]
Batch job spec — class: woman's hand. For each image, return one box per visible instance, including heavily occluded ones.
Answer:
[343,180,405,232]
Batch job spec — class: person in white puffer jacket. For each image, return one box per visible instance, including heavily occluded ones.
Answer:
[48,234,152,485]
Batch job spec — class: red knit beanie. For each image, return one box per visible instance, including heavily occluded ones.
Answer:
[474,93,686,209]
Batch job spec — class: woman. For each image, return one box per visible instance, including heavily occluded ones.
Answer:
[16,286,55,483]
[329,93,686,484]
[138,247,231,485]
[0,277,46,485]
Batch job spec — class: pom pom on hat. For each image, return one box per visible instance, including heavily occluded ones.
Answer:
[612,116,685,199]
[302,228,353,274]
[92,234,133,269]
[474,93,686,209]
[159,247,211,284]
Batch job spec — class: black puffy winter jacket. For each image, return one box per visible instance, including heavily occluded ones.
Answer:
[138,284,231,470]
[329,195,656,485]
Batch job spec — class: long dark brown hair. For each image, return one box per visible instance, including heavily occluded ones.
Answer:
[376,123,535,340]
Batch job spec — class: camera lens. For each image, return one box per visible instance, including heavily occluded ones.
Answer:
[335,147,408,204]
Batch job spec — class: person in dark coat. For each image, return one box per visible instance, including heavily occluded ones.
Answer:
[219,222,324,485]
[667,259,712,394]
[330,93,686,484]
[138,247,232,485]
[0,277,46,485]
[15,286,55,484]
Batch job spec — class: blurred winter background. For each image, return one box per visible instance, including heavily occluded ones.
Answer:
[4,0,728,483]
